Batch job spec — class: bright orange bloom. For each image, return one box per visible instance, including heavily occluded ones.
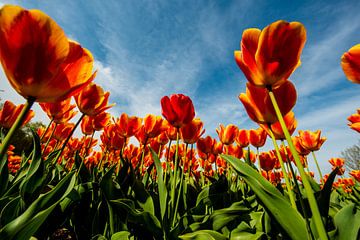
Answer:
[197,136,214,155]
[243,150,257,163]
[259,151,276,172]
[53,123,74,142]
[236,129,249,148]
[75,82,114,116]
[341,44,360,84]
[249,128,267,148]
[234,20,306,87]
[0,5,95,102]
[216,124,239,145]
[347,109,360,133]
[224,144,243,159]
[92,112,111,131]
[298,130,326,152]
[0,100,34,128]
[292,136,311,156]
[261,111,297,140]
[349,170,360,182]
[239,81,297,124]
[165,123,177,141]
[328,158,345,168]
[161,94,195,128]
[143,114,166,139]
[212,140,223,155]
[180,118,205,144]
[116,113,142,138]
[81,116,94,135]
[39,98,77,124]
[156,132,169,145]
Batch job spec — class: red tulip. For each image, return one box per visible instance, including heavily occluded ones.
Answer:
[161,94,195,128]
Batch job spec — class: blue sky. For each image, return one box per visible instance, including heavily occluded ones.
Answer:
[1,0,360,175]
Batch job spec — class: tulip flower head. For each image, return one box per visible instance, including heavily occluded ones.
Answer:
[216,124,239,145]
[236,129,249,148]
[249,128,267,148]
[234,20,306,87]
[161,94,195,128]
[298,130,326,152]
[0,100,34,129]
[0,5,95,102]
[341,44,360,84]
[347,109,360,133]
[180,118,205,144]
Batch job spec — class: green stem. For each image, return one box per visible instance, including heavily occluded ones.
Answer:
[42,123,57,155]
[268,90,327,239]
[173,143,187,227]
[40,118,53,141]
[53,113,85,165]
[170,130,180,222]
[0,98,35,159]
[312,151,323,184]
[268,128,297,209]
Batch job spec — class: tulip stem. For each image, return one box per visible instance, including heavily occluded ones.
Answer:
[170,130,180,227]
[42,123,57,155]
[268,90,328,240]
[267,128,297,209]
[312,151,323,184]
[40,118,53,141]
[0,98,35,159]
[54,113,85,166]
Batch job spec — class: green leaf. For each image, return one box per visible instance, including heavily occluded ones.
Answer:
[179,230,228,240]
[19,131,47,204]
[150,148,167,222]
[110,199,162,238]
[221,154,307,240]
[210,201,252,231]
[100,165,123,200]
[111,231,131,240]
[0,152,9,197]
[132,179,155,215]
[0,171,76,240]
[0,196,25,226]
[317,167,338,218]
[334,203,360,240]
[230,230,264,240]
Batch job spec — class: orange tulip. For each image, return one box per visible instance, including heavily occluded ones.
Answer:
[341,44,360,84]
[347,109,360,133]
[0,5,95,102]
[116,113,142,138]
[298,130,326,152]
[143,114,166,139]
[197,136,214,155]
[180,118,205,144]
[161,94,195,128]
[292,136,311,156]
[234,20,306,87]
[328,158,345,168]
[216,124,239,145]
[243,150,257,163]
[165,123,177,141]
[235,129,249,148]
[239,81,297,124]
[92,112,111,131]
[81,116,94,135]
[261,111,297,140]
[75,82,114,116]
[350,170,360,182]
[249,128,267,148]
[224,144,243,159]
[0,100,34,128]
[53,123,74,142]
[259,151,276,172]
[39,98,77,123]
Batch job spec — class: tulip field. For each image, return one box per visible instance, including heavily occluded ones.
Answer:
[1,4,360,240]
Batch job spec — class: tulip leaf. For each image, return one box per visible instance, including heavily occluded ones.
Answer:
[132,179,155,215]
[110,199,162,238]
[221,154,307,240]
[100,165,123,200]
[0,171,76,240]
[0,152,9,197]
[150,148,168,222]
[334,203,360,240]
[317,167,338,218]
[111,231,131,240]
[179,230,228,240]
[20,131,46,205]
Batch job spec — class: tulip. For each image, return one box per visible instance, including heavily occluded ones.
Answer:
[235,129,249,148]
[259,151,276,172]
[75,82,113,116]
[39,98,77,124]
[234,20,306,87]
[216,124,239,145]
[249,128,267,148]
[92,112,111,131]
[239,81,297,124]
[350,170,360,182]
[261,111,297,140]
[347,109,360,133]
[298,130,326,152]
[0,100,34,129]
[161,94,195,128]
[81,116,94,136]
[53,123,74,142]
[143,114,166,139]
[341,44,360,84]
[180,118,205,144]
[116,113,142,138]
[224,144,243,159]
[197,136,214,155]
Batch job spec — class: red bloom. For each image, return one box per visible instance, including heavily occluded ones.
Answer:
[161,94,195,128]
[249,128,267,148]
[298,130,326,152]
[341,44,360,84]
[216,124,239,145]
[0,100,34,128]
